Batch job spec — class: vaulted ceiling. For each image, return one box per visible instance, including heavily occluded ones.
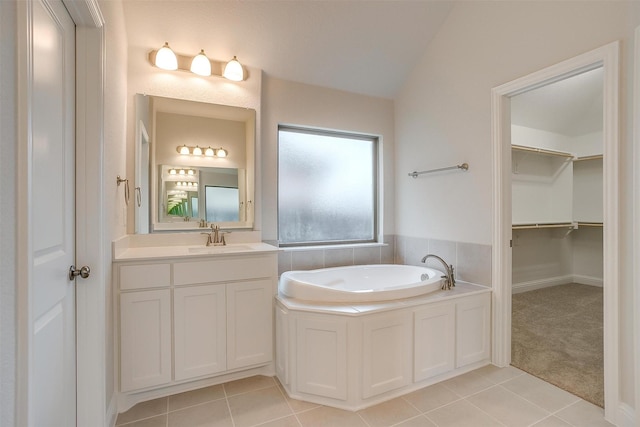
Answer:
[122,0,455,99]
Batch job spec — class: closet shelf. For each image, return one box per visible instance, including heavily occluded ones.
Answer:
[512,222,603,230]
[511,145,573,159]
[512,222,575,230]
[573,154,603,162]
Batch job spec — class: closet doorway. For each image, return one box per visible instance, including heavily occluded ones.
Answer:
[491,41,620,422]
[509,68,604,407]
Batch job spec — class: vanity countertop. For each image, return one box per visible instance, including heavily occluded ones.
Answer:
[114,242,279,262]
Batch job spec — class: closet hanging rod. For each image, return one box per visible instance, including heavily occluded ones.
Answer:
[408,163,469,178]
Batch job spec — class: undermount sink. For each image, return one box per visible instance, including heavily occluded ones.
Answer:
[188,244,253,254]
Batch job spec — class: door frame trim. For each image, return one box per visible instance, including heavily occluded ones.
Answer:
[491,41,620,422]
[69,1,107,425]
[633,25,640,426]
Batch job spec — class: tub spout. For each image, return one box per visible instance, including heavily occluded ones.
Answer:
[421,254,455,290]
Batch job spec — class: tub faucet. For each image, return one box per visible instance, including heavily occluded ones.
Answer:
[421,254,455,290]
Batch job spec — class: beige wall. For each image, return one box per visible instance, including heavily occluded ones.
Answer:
[394,0,640,411]
[261,76,396,242]
[100,0,129,414]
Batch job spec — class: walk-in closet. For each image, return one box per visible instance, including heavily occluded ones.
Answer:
[510,68,604,407]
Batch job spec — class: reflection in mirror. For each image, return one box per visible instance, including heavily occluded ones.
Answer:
[159,165,246,223]
[134,94,255,233]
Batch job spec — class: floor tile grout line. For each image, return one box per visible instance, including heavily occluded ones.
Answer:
[492,383,554,418]
[388,414,428,427]
[115,412,168,427]
[502,379,583,417]
[460,396,511,427]
[356,411,373,427]
[166,395,228,414]
[273,380,304,427]
[222,382,237,427]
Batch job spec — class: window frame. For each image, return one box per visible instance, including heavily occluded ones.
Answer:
[277,124,380,247]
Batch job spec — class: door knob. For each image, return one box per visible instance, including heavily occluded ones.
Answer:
[69,265,91,281]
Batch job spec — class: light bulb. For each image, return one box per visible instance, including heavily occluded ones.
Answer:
[155,42,178,71]
[205,147,215,157]
[169,169,177,175]
[187,169,195,175]
[223,56,244,81]
[192,146,202,156]
[216,148,228,158]
[190,49,211,76]
[179,169,186,175]
[179,145,190,155]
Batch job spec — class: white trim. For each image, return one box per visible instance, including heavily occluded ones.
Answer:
[512,275,603,294]
[511,275,574,294]
[491,42,620,423]
[65,1,107,426]
[15,1,32,424]
[633,24,640,427]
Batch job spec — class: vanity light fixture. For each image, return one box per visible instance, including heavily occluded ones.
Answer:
[187,169,195,176]
[169,168,177,175]
[176,145,229,158]
[155,42,178,70]
[179,169,186,175]
[190,49,212,77]
[223,56,244,81]
[149,44,245,81]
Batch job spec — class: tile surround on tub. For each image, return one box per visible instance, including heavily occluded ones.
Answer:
[277,236,395,276]
[395,235,492,287]
[274,235,489,286]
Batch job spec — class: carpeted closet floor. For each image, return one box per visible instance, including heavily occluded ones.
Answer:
[511,283,604,408]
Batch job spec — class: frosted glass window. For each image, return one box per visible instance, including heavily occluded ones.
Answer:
[205,186,239,222]
[278,126,377,246]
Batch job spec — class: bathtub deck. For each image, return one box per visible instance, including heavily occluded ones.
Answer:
[276,281,490,315]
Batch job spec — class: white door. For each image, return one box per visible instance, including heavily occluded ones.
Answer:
[30,0,77,425]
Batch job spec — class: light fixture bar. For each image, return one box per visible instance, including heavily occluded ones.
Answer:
[176,145,229,157]
[148,48,246,81]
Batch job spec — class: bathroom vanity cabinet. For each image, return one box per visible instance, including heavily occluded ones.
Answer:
[275,285,491,411]
[114,245,277,411]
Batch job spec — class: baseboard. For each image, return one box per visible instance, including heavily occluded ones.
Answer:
[512,274,604,293]
[616,402,635,427]
[572,274,603,287]
[512,275,573,294]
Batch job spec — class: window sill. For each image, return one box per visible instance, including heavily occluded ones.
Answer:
[280,242,388,252]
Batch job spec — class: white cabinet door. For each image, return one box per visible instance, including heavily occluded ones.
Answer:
[174,284,227,381]
[456,293,491,368]
[362,312,412,398]
[227,279,273,370]
[120,290,171,392]
[414,304,455,381]
[296,316,348,400]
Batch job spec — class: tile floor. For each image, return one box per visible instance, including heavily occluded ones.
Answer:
[115,366,613,427]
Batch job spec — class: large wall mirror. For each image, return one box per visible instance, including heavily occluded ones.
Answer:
[134,94,255,233]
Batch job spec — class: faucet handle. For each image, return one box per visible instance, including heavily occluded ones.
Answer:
[201,232,213,246]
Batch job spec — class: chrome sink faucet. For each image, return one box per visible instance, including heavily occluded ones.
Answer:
[421,254,455,290]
